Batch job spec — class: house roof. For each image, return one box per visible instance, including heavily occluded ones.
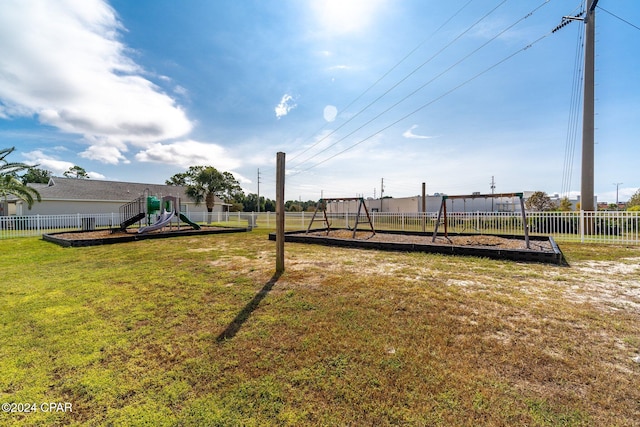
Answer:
[21,177,226,204]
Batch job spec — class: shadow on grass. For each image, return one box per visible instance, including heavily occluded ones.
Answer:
[216,271,282,342]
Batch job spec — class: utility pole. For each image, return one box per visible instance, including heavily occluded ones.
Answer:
[257,168,261,213]
[490,176,496,211]
[380,178,385,213]
[614,182,623,209]
[553,1,598,227]
[581,0,599,213]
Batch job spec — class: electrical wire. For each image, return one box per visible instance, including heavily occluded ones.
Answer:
[560,11,584,198]
[295,30,556,175]
[260,0,477,176]
[598,5,640,31]
[290,1,554,174]
[289,0,511,170]
[286,0,477,164]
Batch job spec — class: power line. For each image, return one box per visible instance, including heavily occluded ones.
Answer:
[286,0,477,165]
[296,29,556,174]
[598,6,640,31]
[290,0,513,170]
[290,1,554,174]
[560,3,585,198]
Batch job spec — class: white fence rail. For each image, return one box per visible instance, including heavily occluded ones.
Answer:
[1,211,639,245]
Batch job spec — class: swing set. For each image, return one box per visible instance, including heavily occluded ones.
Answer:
[306,197,375,238]
[432,192,530,249]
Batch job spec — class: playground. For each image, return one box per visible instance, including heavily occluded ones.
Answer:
[271,195,565,265]
[43,193,249,247]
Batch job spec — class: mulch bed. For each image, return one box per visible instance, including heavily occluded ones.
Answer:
[43,225,248,247]
[305,230,554,252]
[274,229,564,264]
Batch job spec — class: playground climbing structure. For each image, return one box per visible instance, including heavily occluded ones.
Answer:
[118,193,201,233]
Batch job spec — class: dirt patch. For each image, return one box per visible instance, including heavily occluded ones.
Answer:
[560,257,640,312]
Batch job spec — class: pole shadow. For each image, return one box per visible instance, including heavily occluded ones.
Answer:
[216,271,282,342]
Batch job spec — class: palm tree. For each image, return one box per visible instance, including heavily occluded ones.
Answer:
[185,166,241,224]
[0,147,42,212]
[0,174,41,209]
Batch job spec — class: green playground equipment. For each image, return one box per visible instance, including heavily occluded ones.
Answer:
[119,193,201,232]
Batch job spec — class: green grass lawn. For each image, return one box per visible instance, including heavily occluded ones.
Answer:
[1,230,639,426]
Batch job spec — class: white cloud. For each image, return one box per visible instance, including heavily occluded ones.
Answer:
[0,0,192,163]
[275,94,297,119]
[23,149,104,178]
[173,85,189,96]
[87,171,107,180]
[402,125,434,140]
[23,150,74,175]
[134,140,240,171]
[596,187,639,204]
[79,141,129,165]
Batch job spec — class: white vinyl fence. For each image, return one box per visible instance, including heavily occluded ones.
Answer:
[1,211,639,245]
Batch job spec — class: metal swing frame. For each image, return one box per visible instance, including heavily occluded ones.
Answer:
[432,192,530,249]
[306,197,375,238]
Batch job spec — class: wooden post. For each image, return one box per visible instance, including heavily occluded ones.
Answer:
[276,152,285,273]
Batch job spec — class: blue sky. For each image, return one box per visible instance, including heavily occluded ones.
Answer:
[0,0,638,203]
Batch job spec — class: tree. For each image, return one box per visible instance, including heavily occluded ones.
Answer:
[22,167,51,184]
[167,166,242,222]
[627,188,640,210]
[0,147,42,210]
[264,198,276,212]
[64,165,89,179]
[557,197,573,212]
[525,191,555,212]
[165,166,204,186]
[241,193,259,212]
[285,201,302,212]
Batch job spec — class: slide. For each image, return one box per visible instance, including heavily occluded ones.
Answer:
[179,213,201,230]
[138,210,175,233]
